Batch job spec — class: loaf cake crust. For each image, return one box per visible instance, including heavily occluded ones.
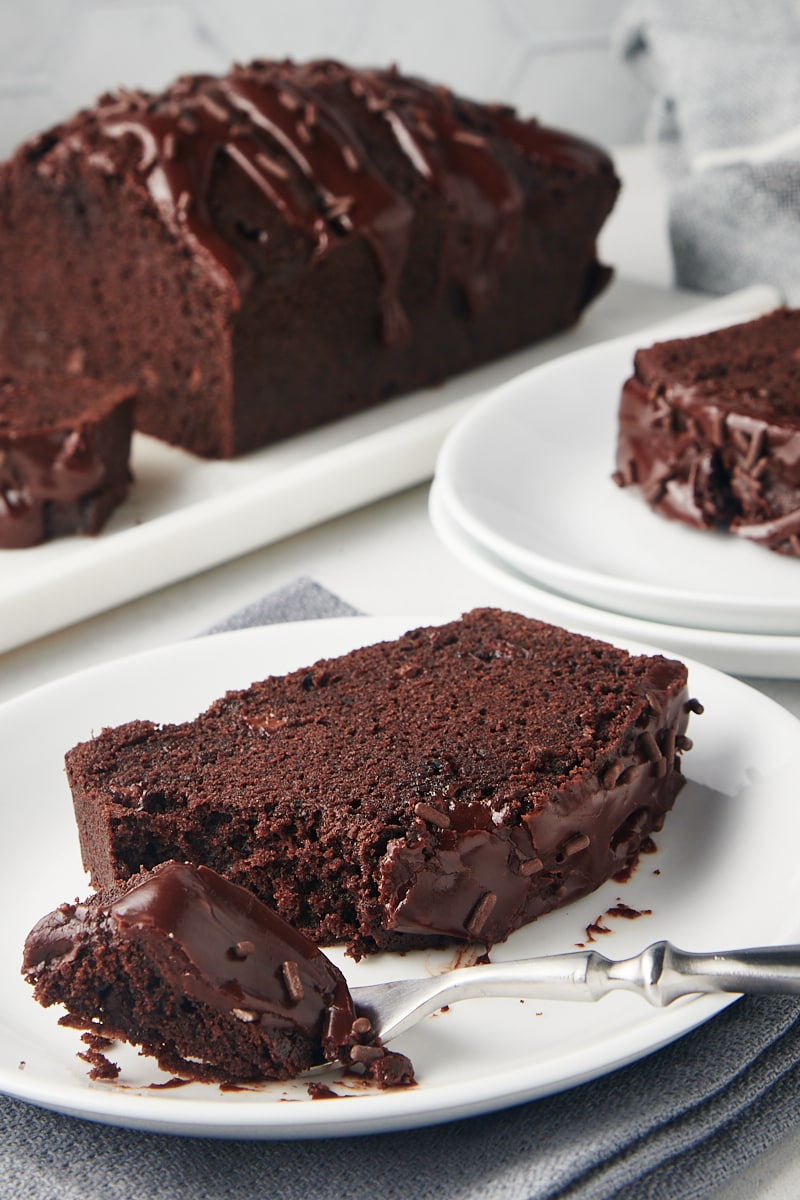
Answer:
[0,368,134,548]
[65,610,695,958]
[614,308,800,556]
[0,59,619,458]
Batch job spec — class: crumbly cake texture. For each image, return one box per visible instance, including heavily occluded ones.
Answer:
[65,610,697,958]
[0,368,134,548]
[0,59,619,458]
[22,860,414,1086]
[614,307,800,556]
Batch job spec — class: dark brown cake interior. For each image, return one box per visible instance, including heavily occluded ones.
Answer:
[0,370,131,431]
[631,309,800,421]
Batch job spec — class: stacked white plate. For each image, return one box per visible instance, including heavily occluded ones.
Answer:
[431,295,800,678]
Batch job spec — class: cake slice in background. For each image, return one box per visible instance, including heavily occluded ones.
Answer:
[0,367,134,548]
[614,307,800,556]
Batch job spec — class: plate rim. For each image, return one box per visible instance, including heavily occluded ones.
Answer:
[429,480,800,678]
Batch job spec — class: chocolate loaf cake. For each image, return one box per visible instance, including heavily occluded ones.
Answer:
[614,307,800,556]
[22,861,370,1084]
[0,59,619,458]
[0,367,134,548]
[65,610,696,957]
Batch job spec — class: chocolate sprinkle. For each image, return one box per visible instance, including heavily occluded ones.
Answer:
[349,1043,384,1064]
[466,891,497,938]
[744,425,767,471]
[413,801,451,828]
[350,1016,374,1039]
[341,143,361,172]
[601,760,625,788]
[709,408,727,446]
[197,93,229,124]
[231,1007,258,1023]
[563,832,590,858]
[255,151,290,181]
[661,727,676,764]
[228,939,255,960]
[452,129,487,147]
[638,730,662,762]
[282,959,306,1003]
[277,89,300,112]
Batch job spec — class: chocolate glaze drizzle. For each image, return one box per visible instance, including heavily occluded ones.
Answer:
[71,59,612,345]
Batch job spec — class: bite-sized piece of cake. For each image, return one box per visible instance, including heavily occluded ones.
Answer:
[0,368,134,548]
[22,861,392,1084]
[0,59,619,458]
[65,610,698,958]
[613,307,800,556]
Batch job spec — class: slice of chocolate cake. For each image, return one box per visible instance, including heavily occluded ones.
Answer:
[614,307,800,556]
[65,610,697,958]
[22,861,366,1084]
[0,59,619,458]
[0,367,134,548]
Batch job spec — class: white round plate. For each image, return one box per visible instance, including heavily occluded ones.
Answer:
[434,321,800,635]
[3,617,800,1139]
[430,481,800,679]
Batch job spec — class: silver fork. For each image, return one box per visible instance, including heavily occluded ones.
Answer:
[350,941,800,1044]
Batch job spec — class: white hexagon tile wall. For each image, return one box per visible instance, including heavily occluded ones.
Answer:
[0,0,647,157]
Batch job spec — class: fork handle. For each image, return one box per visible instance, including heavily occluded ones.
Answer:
[604,940,800,1005]
[369,942,800,1043]
[452,941,800,1007]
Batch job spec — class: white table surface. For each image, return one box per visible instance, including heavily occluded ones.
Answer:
[2,146,798,1198]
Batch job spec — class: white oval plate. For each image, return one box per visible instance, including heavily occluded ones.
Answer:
[2,617,800,1139]
[430,481,800,679]
[434,320,800,635]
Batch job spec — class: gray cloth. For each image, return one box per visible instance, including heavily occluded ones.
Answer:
[619,0,800,301]
[6,577,800,1200]
[202,575,362,633]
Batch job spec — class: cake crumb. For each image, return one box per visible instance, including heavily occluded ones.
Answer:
[78,1046,121,1081]
[307,1081,344,1100]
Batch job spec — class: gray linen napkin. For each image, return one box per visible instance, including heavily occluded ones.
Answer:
[5,576,800,1200]
[619,0,800,301]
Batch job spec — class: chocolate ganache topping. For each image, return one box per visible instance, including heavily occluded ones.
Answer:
[42,59,612,346]
[378,662,692,945]
[24,860,356,1058]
